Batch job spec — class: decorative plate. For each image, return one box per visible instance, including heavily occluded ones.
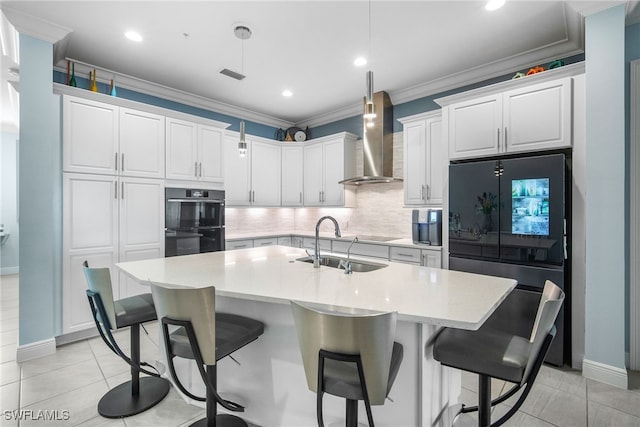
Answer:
[294,130,307,142]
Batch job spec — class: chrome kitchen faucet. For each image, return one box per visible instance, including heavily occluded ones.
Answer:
[314,216,341,268]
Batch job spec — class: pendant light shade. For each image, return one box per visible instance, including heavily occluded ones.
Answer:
[238,120,247,157]
[364,70,376,120]
[363,1,376,122]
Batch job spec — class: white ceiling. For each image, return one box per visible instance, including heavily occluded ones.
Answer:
[2,1,640,131]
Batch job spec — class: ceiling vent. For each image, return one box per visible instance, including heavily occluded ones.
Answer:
[219,68,246,80]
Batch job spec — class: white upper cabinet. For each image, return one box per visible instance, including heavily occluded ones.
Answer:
[447,94,502,159]
[444,76,573,160]
[63,95,165,178]
[119,108,165,178]
[166,118,224,183]
[251,139,282,206]
[224,135,281,206]
[281,144,304,206]
[400,111,444,206]
[502,78,572,153]
[63,96,119,175]
[303,133,356,207]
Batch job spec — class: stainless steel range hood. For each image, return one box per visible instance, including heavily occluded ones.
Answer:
[339,91,402,185]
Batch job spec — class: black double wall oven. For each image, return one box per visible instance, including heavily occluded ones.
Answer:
[448,152,570,365]
[165,188,225,257]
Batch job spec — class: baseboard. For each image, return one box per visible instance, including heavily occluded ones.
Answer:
[55,328,99,346]
[16,338,56,362]
[582,358,628,389]
[1,266,19,275]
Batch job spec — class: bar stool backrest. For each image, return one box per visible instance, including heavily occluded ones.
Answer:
[150,284,218,365]
[83,264,117,330]
[522,280,564,385]
[291,301,397,405]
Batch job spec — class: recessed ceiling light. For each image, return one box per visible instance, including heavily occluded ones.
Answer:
[485,0,505,11]
[354,57,367,67]
[125,31,143,42]
[282,90,293,97]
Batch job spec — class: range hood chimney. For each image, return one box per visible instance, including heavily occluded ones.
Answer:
[339,91,401,185]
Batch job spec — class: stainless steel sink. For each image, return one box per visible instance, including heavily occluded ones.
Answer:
[296,255,387,272]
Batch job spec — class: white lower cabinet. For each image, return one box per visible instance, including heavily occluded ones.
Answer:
[62,173,164,334]
[302,237,332,252]
[253,237,278,247]
[332,241,389,259]
[226,239,254,251]
[390,247,422,265]
[422,249,442,268]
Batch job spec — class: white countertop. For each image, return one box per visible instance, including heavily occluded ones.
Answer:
[116,245,515,329]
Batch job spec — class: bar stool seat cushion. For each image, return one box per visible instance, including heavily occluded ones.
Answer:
[324,341,404,401]
[169,312,265,361]
[433,326,531,384]
[114,293,157,329]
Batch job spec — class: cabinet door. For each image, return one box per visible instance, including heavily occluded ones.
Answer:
[224,136,251,205]
[166,118,198,180]
[120,108,165,178]
[403,120,427,205]
[63,96,118,175]
[322,139,345,206]
[118,177,164,297]
[199,125,224,183]
[422,250,442,268]
[63,173,118,333]
[426,119,444,205]
[303,143,324,206]
[448,94,502,159]
[282,145,304,206]
[503,78,572,153]
[251,140,281,206]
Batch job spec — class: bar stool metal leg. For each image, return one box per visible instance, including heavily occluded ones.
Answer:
[478,374,491,427]
[97,323,170,418]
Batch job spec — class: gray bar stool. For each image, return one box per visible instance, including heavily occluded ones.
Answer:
[290,301,403,427]
[83,261,170,418]
[150,283,264,427]
[433,280,564,427]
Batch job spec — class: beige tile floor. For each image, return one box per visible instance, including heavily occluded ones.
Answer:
[2,273,640,427]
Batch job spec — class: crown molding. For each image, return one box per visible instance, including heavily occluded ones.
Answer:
[1,6,72,43]
[54,60,294,130]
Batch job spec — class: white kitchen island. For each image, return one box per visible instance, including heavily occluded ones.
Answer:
[116,245,516,427]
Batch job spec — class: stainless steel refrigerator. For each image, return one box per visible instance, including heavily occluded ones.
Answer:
[448,152,570,366]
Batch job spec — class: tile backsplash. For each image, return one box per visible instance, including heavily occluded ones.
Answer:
[226,132,412,239]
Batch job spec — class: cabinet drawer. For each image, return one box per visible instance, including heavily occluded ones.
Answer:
[254,237,278,247]
[390,247,422,265]
[226,239,253,251]
[332,241,389,259]
[302,237,331,251]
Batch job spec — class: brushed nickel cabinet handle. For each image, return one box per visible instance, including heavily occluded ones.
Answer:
[195,161,198,177]
[114,181,118,199]
[121,181,124,199]
[115,153,118,171]
[497,128,500,151]
[504,127,508,150]
[121,153,124,171]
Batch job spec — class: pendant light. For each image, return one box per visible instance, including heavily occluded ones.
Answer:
[234,25,251,156]
[239,120,247,157]
[363,0,376,126]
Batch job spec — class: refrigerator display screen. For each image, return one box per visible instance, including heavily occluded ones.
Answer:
[511,178,550,236]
